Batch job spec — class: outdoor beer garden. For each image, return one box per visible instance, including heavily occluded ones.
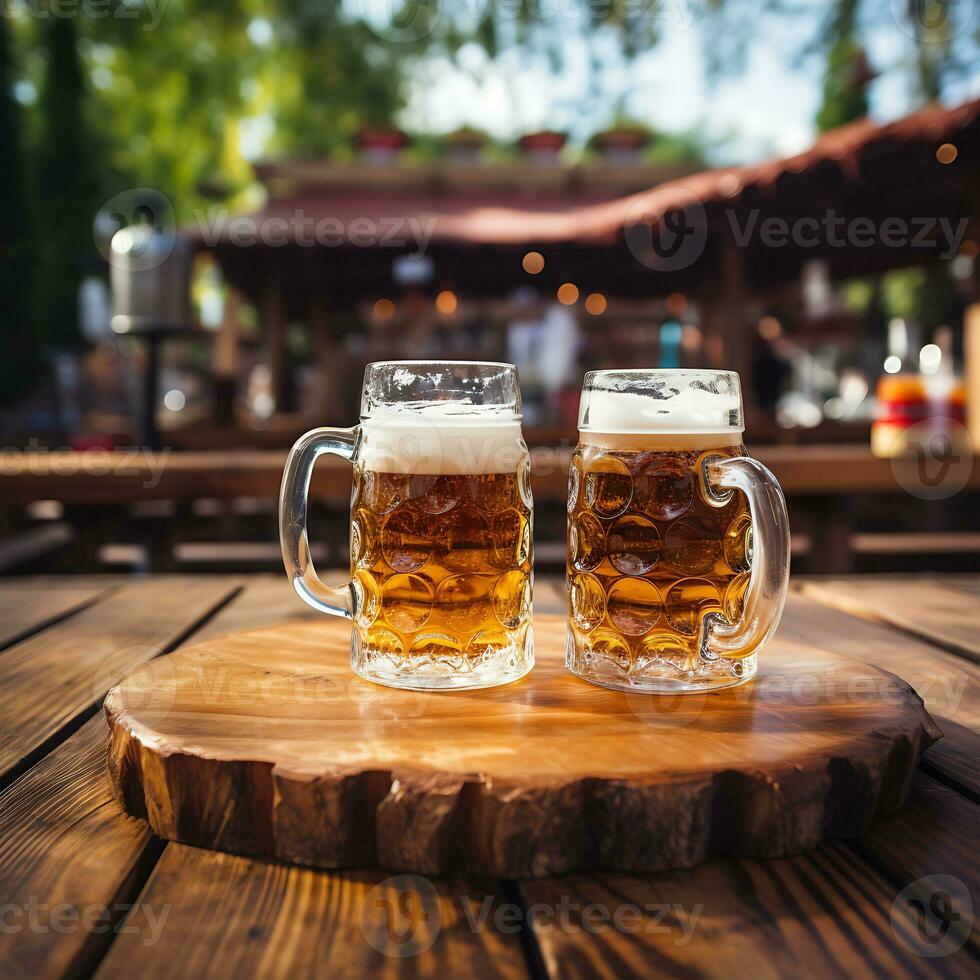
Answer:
[0,5,978,979]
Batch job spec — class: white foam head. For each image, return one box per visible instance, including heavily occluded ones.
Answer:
[358,361,526,474]
[578,370,743,434]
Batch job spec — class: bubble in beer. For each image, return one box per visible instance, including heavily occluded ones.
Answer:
[570,572,606,632]
[493,569,531,629]
[518,457,533,509]
[365,626,404,662]
[724,572,750,623]
[664,516,722,575]
[468,473,513,514]
[636,631,692,671]
[492,509,530,567]
[353,507,380,566]
[353,569,381,626]
[569,512,606,571]
[439,505,491,571]
[364,469,408,515]
[607,578,662,635]
[586,630,632,671]
[381,506,434,573]
[723,511,752,572]
[435,573,493,632]
[584,455,632,518]
[664,577,722,635]
[381,574,433,632]
[607,514,661,575]
[408,474,461,515]
[567,457,582,513]
[633,455,694,521]
[467,628,512,661]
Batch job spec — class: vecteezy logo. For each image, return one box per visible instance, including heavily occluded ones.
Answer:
[624,189,708,273]
[890,0,975,41]
[359,874,442,957]
[890,419,973,500]
[93,188,176,272]
[891,875,972,958]
[352,0,441,43]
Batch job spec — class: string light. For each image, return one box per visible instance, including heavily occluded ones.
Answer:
[522,251,545,274]
[936,143,958,164]
[557,283,579,305]
[435,290,458,315]
[373,298,395,319]
[584,292,607,315]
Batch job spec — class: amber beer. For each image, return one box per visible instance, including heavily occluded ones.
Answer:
[568,432,752,673]
[565,369,790,694]
[351,464,533,666]
[281,361,535,691]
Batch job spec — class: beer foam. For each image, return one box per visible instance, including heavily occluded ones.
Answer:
[360,405,526,475]
[580,386,743,434]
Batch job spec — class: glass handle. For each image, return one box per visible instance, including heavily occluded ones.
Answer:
[279,426,358,618]
[701,455,790,661]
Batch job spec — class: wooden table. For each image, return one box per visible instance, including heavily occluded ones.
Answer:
[1,574,977,978]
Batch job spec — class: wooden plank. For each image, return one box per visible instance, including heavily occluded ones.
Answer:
[775,594,980,797]
[0,577,238,784]
[0,584,108,650]
[0,715,159,980]
[520,843,976,979]
[798,577,980,665]
[857,771,979,905]
[0,578,298,980]
[93,846,529,980]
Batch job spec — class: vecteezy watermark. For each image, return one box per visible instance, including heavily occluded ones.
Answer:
[94,188,177,272]
[0,898,171,946]
[890,0,976,42]
[625,190,708,272]
[360,875,703,956]
[890,419,974,501]
[727,211,969,261]
[352,0,699,44]
[891,875,973,958]
[0,442,171,490]
[0,0,169,30]
[192,208,438,259]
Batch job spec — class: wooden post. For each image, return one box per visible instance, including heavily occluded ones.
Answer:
[263,266,291,413]
[211,288,241,427]
[309,294,343,420]
[965,303,980,450]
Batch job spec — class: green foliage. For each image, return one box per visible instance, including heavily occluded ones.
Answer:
[0,13,37,402]
[35,15,100,351]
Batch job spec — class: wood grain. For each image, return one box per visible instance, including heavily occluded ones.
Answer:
[0,584,108,650]
[798,577,980,665]
[518,843,976,979]
[0,715,158,980]
[855,773,980,958]
[92,845,529,980]
[105,613,939,877]
[0,577,238,782]
[776,594,980,796]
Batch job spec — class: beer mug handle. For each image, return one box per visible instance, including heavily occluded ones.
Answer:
[280,426,359,618]
[700,455,790,661]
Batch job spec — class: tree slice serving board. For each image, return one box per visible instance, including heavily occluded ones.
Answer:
[105,614,940,878]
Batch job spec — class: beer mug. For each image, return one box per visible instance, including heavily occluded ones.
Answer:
[280,361,534,690]
[566,370,789,693]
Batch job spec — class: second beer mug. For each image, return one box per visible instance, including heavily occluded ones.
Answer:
[281,361,534,690]
[566,369,790,693]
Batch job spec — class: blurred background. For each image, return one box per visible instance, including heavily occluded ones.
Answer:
[1,0,978,577]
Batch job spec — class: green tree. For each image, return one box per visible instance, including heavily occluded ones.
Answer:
[35,15,99,350]
[0,13,36,403]
[815,0,870,131]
